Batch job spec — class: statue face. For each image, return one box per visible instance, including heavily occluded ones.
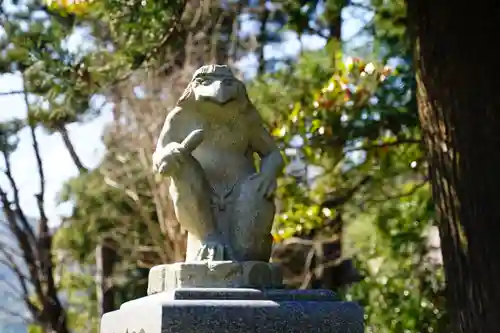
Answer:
[191,74,240,105]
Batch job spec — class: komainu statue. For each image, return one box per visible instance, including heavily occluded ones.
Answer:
[152,65,283,263]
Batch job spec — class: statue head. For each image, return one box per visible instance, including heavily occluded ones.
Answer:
[178,65,247,106]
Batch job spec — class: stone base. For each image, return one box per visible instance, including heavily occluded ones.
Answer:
[101,288,364,333]
[148,261,283,295]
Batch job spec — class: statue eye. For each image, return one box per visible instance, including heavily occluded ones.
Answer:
[196,78,211,85]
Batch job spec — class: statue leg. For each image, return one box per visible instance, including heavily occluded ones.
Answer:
[230,175,276,262]
[169,155,231,261]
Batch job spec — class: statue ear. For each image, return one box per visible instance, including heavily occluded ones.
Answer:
[177,84,193,105]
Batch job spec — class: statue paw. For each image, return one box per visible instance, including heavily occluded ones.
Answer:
[152,143,185,174]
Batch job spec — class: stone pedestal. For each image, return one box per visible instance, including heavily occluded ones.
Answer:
[100,262,364,333]
[148,261,283,294]
[101,288,363,333]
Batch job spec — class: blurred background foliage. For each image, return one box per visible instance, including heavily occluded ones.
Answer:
[0,0,447,332]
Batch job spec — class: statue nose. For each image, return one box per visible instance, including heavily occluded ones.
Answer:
[209,80,222,90]
[200,80,221,97]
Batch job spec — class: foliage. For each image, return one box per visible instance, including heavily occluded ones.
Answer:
[55,150,164,266]
[346,185,447,332]
[248,46,446,331]
[250,47,422,237]
[0,0,453,332]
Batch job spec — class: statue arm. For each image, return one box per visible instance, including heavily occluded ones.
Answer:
[153,107,184,174]
[155,107,182,151]
[248,111,284,178]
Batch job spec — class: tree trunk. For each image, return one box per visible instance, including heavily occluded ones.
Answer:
[256,0,269,75]
[407,1,500,332]
[96,240,118,316]
[324,0,347,41]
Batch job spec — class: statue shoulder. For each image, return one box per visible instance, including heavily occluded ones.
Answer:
[165,106,182,123]
[164,106,193,127]
[244,103,265,128]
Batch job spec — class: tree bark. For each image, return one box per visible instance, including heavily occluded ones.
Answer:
[407,1,500,332]
[96,241,118,316]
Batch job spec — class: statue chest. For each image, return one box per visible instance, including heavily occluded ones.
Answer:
[190,118,248,151]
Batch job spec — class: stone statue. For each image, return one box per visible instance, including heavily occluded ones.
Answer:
[152,64,283,263]
[102,65,363,333]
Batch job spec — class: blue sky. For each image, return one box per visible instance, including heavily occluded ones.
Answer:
[0,5,372,227]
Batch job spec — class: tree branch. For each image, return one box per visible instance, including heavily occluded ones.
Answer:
[104,0,189,90]
[1,150,36,242]
[321,175,372,209]
[373,179,429,202]
[57,125,88,173]
[0,237,40,319]
[343,138,421,154]
[22,79,50,240]
[0,252,31,299]
[0,91,24,97]
[21,76,70,333]
[0,304,32,324]
[0,186,43,300]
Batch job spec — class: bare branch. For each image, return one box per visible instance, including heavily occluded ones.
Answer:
[282,234,340,246]
[343,138,422,154]
[0,238,26,258]
[101,172,173,262]
[0,186,42,298]
[0,150,36,242]
[0,304,32,324]
[373,178,429,202]
[20,76,70,333]
[0,256,30,298]
[321,175,372,209]
[57,125,88,173]
[0,246,39,317]
[0,90,24,96]
[227,1,242,69]
[299,246,316,289]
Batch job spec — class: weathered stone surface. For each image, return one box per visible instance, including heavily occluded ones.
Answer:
[100,64,365,333]
[152,64,284,262]
[147,261,283,295]
[101,288,364,333]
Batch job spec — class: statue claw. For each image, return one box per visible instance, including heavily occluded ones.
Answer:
[195,241,229,261]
